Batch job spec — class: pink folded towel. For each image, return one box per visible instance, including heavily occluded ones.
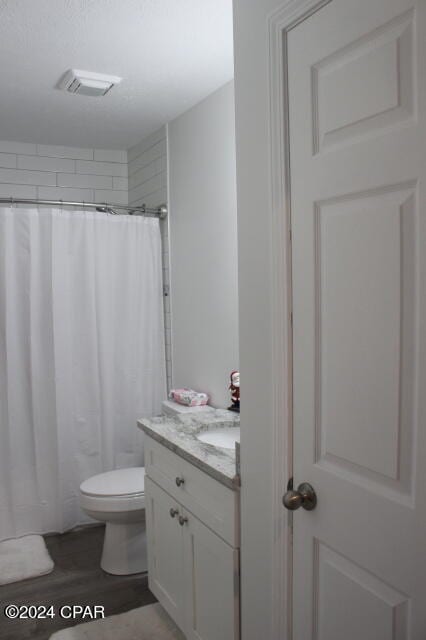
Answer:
[170,388,209,407]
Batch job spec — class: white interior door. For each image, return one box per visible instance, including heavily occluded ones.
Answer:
[288,0,426,638]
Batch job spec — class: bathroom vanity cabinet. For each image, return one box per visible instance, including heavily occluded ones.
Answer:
[144,434,240,640]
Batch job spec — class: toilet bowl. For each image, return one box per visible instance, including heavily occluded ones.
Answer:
[79,467,146,576]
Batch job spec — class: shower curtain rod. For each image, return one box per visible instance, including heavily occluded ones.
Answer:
[0,197,168,218]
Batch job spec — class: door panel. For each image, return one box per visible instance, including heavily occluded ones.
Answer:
[144,477,185,630]
[314,541,408,640]
[288,0,426,638]
[312,8,414,154]
[315,185,416,489]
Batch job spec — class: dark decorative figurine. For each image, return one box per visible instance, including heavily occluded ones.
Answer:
[228,370,240,413]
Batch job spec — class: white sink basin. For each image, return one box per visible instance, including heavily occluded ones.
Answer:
[197,427,240,450]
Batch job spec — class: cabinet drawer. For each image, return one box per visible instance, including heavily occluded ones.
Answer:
[144,435,239,547]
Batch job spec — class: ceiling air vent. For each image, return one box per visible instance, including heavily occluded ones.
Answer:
[58,69,122,97]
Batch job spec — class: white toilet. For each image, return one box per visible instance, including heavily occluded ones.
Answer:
[79,467,146,575]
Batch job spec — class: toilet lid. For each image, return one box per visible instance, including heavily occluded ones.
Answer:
[80,467,145,497]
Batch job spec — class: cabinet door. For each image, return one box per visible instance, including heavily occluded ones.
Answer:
[145,477,185,630]
[183,510,240,640]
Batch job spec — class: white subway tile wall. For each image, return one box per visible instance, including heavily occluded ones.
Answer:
[17,155,75,173]
[0,141,37,155]
[0,153,18,168]
[128,126,172,392]
[75,159,127,177]
[0,141,128,204]
[94,149,127,164]
[36,145,93,160]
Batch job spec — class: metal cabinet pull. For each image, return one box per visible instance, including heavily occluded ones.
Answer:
[169,507,179,518]
[178,515,188,526]
[175,476,185,487]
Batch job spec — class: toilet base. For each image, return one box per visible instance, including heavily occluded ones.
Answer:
[101,521,147,575]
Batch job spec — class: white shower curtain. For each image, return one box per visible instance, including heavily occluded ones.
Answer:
[0,208,166,541]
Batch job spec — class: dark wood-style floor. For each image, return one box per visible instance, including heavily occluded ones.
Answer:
[0,525,156,640]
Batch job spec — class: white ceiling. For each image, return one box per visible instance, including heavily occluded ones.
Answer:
[0,0,234,150]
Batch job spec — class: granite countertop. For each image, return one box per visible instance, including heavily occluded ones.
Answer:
[137,409,240,490]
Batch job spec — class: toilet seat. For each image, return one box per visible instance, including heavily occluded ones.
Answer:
[80,467,145,498]
[80,467,145,513]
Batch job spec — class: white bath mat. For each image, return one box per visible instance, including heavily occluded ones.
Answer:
[0,534,54,585]
[50,603,185,640]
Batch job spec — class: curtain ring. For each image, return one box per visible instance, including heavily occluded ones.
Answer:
[9,196,14,209]
[60,199,63,212]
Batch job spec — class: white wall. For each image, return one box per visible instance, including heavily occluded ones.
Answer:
[168,81,238,408]
[128,127,172,392]
[0,141,128,203]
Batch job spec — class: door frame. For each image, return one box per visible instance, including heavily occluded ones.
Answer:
[235,1,331,639]
[268,2,333,637]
